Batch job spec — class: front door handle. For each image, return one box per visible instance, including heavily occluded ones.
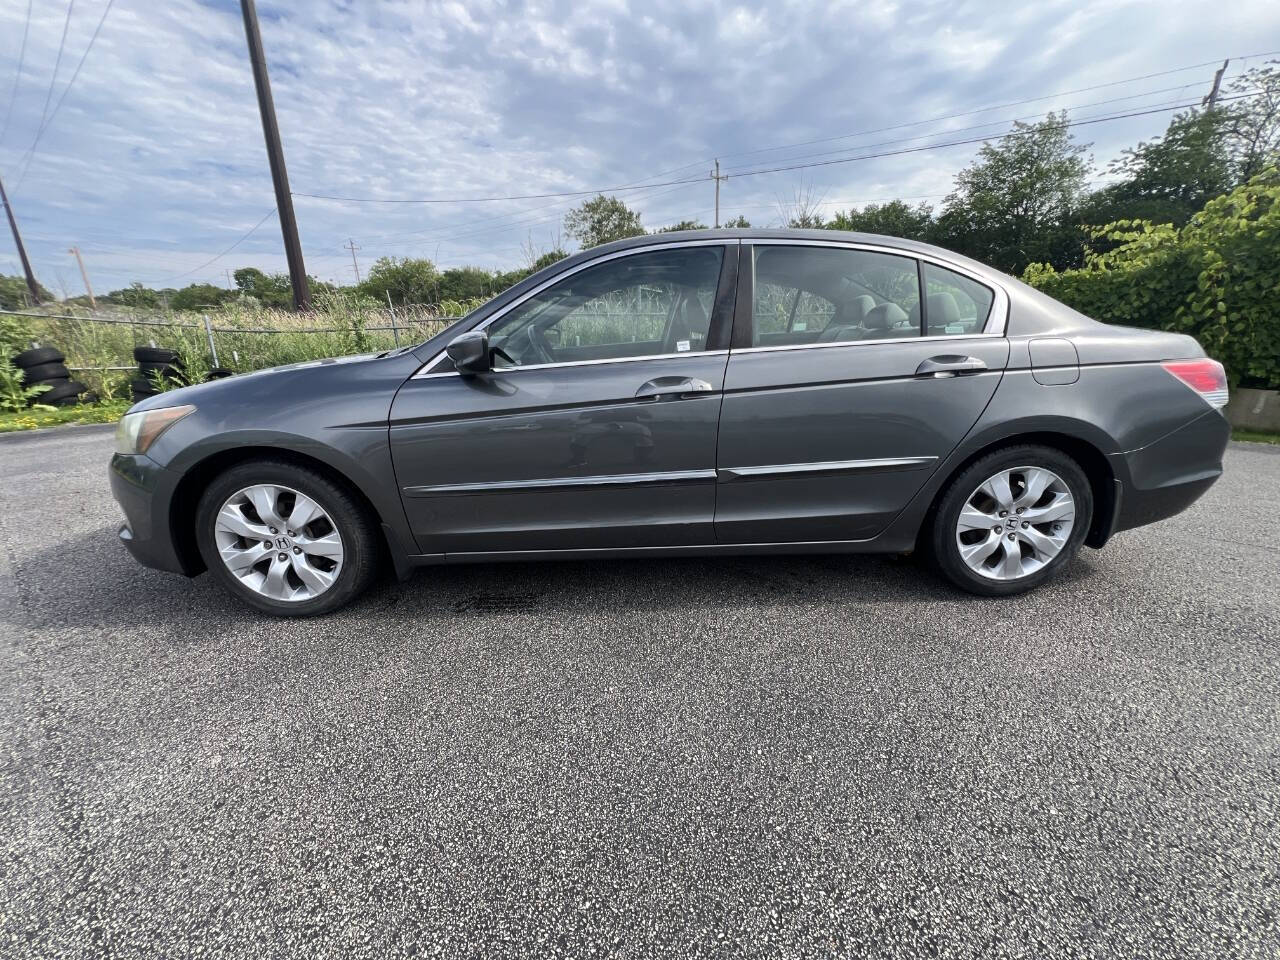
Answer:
[635,376,715,400]
[915,355,988,378]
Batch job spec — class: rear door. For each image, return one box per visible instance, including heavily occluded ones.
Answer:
[390,241,737,555]
[714,241,1009,543]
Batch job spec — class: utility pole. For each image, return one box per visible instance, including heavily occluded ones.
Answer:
[1204,59,1229,109]
[68,246,97,309]
[0,173,41,304]
[240,0,311,310]
[344,237,362,283]
[710,159,729,228]
[225,268,234,290]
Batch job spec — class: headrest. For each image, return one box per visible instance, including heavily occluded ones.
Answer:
[846,295,875,324]
[864,302,908,331]
[928,293,961,326]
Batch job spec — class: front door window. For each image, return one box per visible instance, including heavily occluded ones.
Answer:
[486,247,725,367]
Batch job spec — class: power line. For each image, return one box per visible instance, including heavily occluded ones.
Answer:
[147,206,277,285]
[294,178,698,205]
[723,94,1258,182]
[0,0,33,147]
[330,75,1248,250]
[717,79,1248,177]
[300,93,1255,209]
[26,0,75,158]
[11,0,115,191]
[291,51,1278,208]
[359,180,703,253]
[711,51,1279,166]
[354,177,698,250]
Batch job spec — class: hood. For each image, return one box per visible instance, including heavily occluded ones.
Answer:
[126,348,421,414]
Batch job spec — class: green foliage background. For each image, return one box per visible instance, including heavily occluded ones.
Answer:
[1023,169,1280,387]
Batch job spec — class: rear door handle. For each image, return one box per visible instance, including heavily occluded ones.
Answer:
[635,376,715,400]
[915,355,987,378]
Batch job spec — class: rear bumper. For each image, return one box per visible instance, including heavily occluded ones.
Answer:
[109,453,193,576]
[1108,409,1230,537]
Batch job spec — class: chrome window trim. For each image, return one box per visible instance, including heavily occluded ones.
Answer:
[412,349,729,379]
[745,237,1010,338]
[730,331,1004,356]
[413,239,735,378]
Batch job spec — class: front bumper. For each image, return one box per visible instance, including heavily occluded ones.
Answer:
[1109,409,1230,536]
[109,453,193,576]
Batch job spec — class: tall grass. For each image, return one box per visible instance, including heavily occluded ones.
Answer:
[14,296,475,398]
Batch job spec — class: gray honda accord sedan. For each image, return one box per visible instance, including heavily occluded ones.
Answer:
[110,229,1230,616]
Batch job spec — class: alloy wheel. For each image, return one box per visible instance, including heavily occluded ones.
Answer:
[954,466,1075,581]
[212,483,344,601]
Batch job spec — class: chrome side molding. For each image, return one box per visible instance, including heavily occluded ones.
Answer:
[717,456,938,481]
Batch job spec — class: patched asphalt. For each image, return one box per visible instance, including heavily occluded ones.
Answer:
[1,425,1278,958]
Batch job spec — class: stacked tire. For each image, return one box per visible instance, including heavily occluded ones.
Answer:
[132,347,186,402]
[13,347,88,407]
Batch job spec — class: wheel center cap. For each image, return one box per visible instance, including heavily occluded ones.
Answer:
[1005,517,1019,530]
[275,535,293,551]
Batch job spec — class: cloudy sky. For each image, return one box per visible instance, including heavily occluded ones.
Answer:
[0,0,1278,296]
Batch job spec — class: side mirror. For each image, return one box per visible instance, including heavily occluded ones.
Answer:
[445,330,492,375]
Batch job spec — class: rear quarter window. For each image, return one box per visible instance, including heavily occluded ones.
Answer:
[922,263,994,336]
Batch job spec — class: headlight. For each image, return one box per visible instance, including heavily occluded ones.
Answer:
[115,404,195,455]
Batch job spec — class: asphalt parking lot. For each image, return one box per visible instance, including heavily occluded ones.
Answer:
[1,425,1277,958]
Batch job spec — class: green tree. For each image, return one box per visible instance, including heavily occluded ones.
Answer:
[720,215,751,228]
[438,266,500,301]
[828,200,934,240]
[0,274,53,310]
[1023,168,1280,387]
[656,219,708,232]
[529,249,569,271]
[233,267,293,308]
[934,111,1090,272]
[1078,109,1234,228]
[563,194,645,249]
[169,283,234,311]
[1224,59,1280,180]
[104,283,160,308]
[358,256,440,305]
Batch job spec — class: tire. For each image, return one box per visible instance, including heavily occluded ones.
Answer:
[131,377,158,402]
[137,362,186,386]
[926,444,1093,597]
[133,346,180,364]
[13,346,64,368]
[195,460,380,617]
[36,380,87,406]
[138,359,185,374]
[21,361,70,382]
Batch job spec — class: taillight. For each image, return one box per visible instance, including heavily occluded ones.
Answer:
[1162,359,1228,408]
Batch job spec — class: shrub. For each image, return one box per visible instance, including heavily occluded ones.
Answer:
[1023,168,1280,387]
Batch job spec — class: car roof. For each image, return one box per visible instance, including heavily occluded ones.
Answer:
[580,228,1011,286]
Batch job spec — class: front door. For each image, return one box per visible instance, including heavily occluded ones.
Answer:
[714,242,1010,543]
[390,242,737,555]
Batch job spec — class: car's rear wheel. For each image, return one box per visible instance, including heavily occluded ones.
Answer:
[195,460,378,616]
[927,444,1093,596]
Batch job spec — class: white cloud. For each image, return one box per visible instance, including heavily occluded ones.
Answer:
[0,0,1277,294]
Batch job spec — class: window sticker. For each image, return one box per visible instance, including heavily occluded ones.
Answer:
[676,340,691,352]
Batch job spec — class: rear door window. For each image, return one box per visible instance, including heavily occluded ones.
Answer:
[750,246,920,347]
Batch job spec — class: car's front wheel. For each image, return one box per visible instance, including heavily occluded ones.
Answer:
[195,460,379,616]
[927,444,1093,596]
